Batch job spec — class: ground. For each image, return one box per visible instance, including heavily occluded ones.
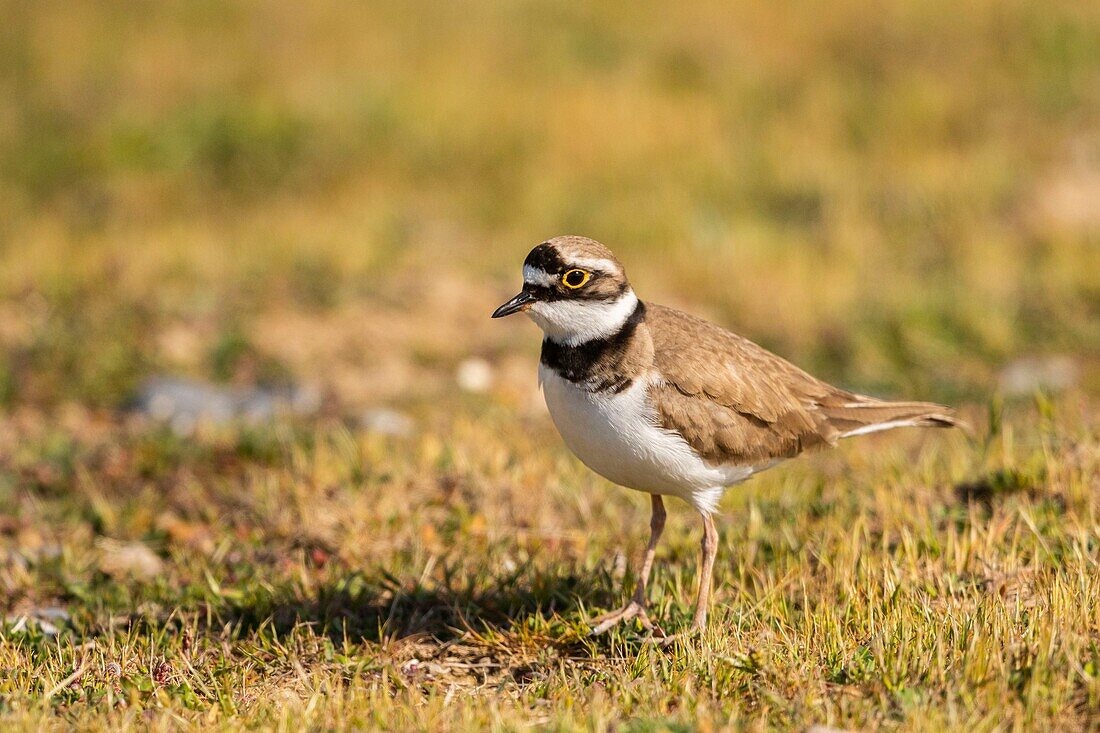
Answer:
[1,1,1099,731]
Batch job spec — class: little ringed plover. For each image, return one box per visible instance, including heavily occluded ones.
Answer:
[493,235,960,639]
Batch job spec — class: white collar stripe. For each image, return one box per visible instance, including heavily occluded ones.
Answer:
[527,289,639,347]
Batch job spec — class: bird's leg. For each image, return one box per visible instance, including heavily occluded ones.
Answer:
[587,494,666,636]
[692,511,719,630]
[630,494,666,606]
[653,511,718,646]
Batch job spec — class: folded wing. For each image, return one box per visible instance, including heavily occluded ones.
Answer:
[645,303,959,466]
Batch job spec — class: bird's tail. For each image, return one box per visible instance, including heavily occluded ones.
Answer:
[821,398,963,439]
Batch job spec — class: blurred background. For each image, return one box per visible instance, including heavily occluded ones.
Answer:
[2,4,1099,722]
[0,0,1098,432]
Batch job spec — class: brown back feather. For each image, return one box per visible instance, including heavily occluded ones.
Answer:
[644,303,958,466]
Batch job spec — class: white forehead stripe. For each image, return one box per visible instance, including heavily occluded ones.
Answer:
[526,289,639,346]
[523,258,621,287]
[569,256,622,275]
[522,265,555,287]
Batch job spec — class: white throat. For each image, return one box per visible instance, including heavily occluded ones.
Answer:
[526,289,638,346]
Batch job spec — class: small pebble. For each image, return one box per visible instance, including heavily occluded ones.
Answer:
[360,408,415,437]
[456,358,494,394]
[999,356,1079,396]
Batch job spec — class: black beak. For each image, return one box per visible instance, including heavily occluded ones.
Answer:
[492,291,535,318]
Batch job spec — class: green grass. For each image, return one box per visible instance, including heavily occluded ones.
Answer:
[1,0,1099,730]
[1,400,1098,730]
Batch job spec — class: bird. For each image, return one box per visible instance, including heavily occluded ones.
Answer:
[492,235,961,641]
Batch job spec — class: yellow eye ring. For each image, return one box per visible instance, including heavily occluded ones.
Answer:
[561,269,591,289]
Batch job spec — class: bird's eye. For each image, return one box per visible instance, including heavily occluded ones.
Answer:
[561,269,590,289]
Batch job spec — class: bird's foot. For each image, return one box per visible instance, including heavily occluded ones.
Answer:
[643,619,705,647]
[586,601,665,637]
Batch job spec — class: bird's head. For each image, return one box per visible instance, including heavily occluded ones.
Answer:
[492,236,638,346]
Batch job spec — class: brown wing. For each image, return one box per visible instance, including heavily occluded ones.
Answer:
[645,303,957,466]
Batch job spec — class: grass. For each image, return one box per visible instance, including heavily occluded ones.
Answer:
[1,398,1098,730]
[1,0,1099,730]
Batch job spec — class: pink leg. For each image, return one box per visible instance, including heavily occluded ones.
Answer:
[691,511,719,631]
[653,511,719,646]
[587,495,666,636]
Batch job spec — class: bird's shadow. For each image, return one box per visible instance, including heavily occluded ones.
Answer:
[952,467,1050,508]
[220,564,617,646]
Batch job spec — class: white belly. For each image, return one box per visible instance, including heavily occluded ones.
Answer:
[540,366,766,513]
